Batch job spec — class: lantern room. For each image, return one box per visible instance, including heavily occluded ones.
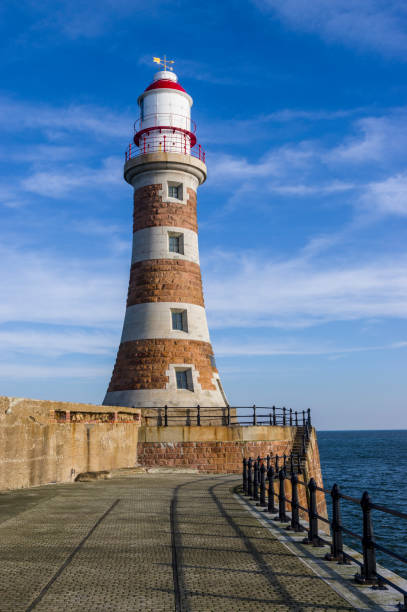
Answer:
[130,69,201,158]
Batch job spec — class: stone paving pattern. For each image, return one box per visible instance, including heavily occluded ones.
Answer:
[0,473,356,611]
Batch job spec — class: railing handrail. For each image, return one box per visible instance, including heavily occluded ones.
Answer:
[125,140,206,162]
[242,452,407,603]
[139,405,312,428]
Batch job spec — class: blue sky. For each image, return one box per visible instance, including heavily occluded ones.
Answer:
[1,0,407,429]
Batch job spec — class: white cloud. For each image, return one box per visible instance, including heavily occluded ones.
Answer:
[363,173,407,215]
[208,143,314,184]
[327,113,407,164]
[0,328,117,358]
[0,242,127,328]
[214,339,407,356]
[255,0,407,57]
[0,363,110,379]
[203,249,407,329]
[0,97,132,140]
[21,156,122,198]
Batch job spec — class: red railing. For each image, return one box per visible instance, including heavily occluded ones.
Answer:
[125,139,206,163]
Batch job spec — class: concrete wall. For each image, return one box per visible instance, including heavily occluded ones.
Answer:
[0,397,141,491]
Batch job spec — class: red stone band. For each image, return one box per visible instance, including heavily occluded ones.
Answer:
[127,259,205,307]
[107,338,218,392]
[133,185,198,233]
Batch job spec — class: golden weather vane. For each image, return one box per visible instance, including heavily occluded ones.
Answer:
[153,55,175,71]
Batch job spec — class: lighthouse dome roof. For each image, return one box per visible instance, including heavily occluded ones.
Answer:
[144,70,186,93]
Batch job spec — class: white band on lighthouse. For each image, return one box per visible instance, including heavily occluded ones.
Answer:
[130,170,199,196]
[120,302,210,343]
[132,226,199,265]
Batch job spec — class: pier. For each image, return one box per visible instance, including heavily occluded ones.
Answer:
[1,471,404,611]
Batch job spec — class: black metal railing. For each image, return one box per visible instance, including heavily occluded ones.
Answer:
[142,405,312,428]
[241,453,407,609]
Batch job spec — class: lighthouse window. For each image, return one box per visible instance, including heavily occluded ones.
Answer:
[171,309,188,332]
[169,185,179,198]
[168,182,183,200]
[169,232,184,254]
[176,369,193,391]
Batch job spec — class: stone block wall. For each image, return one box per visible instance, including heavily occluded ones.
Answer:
[137,424,327,522]
[0,397,140,491]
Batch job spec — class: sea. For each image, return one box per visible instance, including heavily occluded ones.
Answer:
[318,430,407,579]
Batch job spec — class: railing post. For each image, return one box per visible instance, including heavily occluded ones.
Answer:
[355,492,378,584]
[283,453,287,471]
[227,404,231,425]
[272,405,276,426]
[288,471,303,532]
[326,484,347,563]
[267,465,276,513]
[277,468,288,522]
[303,478,322,546]
[253,404,257,426]
[302,410,305,426]
[275,454,279,473]
[283,406,286,426]
[164,405,168,427]
[289,408,292,426]
[307,408,311,426]
[259,462,267,507]
[197,404,201,426]
[247,457,253,497]
[252,458,259,501]
[266,454,270,470]
[290,453,294,475]
[242,458,248,495]
[295,411,298,426]
[269,412,272,426]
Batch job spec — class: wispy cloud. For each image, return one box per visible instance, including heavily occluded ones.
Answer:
[0,242,127,328]
[0,363,110,379]
[203,249,407,329]
[138,55,237,86]
[0,328,117,357]
[362,173,407,216]
[21,156,122,198]
[326,112,407,164]
[254,0,407,58]
[0,97,131,140]
[214,338,407,357]
[17,0,170,40]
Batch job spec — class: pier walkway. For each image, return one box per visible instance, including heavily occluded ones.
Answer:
[0,472,389,611]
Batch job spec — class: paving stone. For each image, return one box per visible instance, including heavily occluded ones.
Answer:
[0,474,356,611]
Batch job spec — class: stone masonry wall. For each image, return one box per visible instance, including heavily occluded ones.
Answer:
[0,397,140,491]
[133,185,198,232]
[138,440,294,473]
[107,339,217,392]
[137,425,328,522]
[127,259,204,307]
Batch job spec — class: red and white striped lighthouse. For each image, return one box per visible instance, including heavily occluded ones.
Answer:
[103,58,228,409]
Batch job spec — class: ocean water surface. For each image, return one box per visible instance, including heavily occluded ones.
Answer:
[318,430,407,579]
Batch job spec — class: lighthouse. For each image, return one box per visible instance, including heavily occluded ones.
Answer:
[103,58,228,410]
